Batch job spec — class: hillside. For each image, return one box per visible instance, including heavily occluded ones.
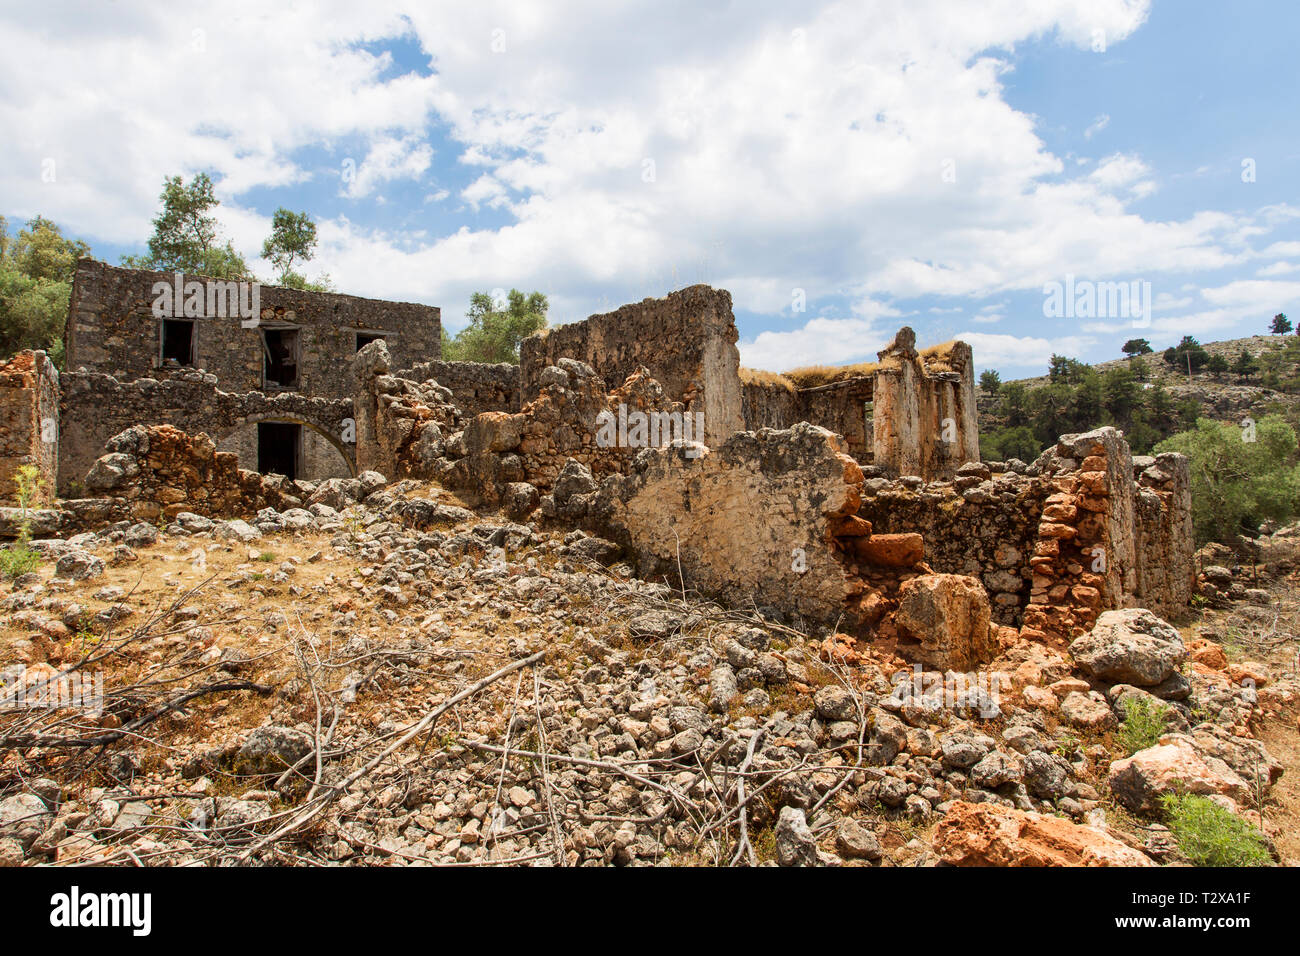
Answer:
[977,332,1300,460]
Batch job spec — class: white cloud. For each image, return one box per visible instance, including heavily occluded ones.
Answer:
[10,0,1295,352]
[1084,114,1110,139]
[956,330,1097,369]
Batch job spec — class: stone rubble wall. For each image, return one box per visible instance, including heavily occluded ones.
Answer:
[65,258,441,402]
[80,424,303,521]
[739,378,800,431]
[519,285,744,447]
[353,340,460,482]
[357,341,694,506]
[858,428,1194,640]
[397,360,520,417]
[539,422,1002,673]
[0,350,59,504]
[58,369,355,494]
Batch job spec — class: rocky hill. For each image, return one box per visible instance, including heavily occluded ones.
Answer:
[979,333,1300,430]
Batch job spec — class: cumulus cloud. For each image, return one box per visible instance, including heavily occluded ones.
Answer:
[6,0,1294,349]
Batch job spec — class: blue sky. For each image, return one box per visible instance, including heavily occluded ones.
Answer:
[2,0,1297,376]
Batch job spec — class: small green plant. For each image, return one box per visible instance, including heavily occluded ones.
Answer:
[1117,696,1168,755]
[1161,793,1272,866]
[257,551,275,562]
[2,464,45,579]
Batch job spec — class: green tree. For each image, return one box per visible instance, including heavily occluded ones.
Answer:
[979,369,1001,394]
[1122,337,1153,357]
[1270,312,1291,334]
[0,216,93,366]
[1129,355,1150,382]
[1047,354,1088,384]
[1207,353,1229,379]
[1155,414,1300,544]
[442,290,549,364]
[262,208,318,285]
[1102,365,1140,422]
[123,173,249,278]
[1233,347,1259,379]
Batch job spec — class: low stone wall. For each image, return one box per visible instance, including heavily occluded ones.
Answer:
[0,351,59,504]
[398,360,520,416]
[520,285,744,446]
[59,369,355,492]
[858,428,1194,640]
[81,424,303,520]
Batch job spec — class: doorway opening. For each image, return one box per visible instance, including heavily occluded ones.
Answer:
[355,332,385,352]
[257,422,300,479]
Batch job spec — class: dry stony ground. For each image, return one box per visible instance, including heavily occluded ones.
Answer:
[0,478,1296,867]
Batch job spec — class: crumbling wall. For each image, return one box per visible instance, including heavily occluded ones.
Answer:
[0,350,58,503]
[540,422,1002,668]
[549,422,876,628]
[799,378,873,463]
[519,285,743,446]
[82,425,303,520]
[739,375,799,431]
[58,370,355,493]
[1133,452,1196,617]
[398,360,520,416]
[65,258,440,401]
[871,329,979,480]
[353,341,459,481]
[860,428,1193,642]
[858,465,1044,627]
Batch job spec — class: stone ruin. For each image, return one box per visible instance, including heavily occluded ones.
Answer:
[0,265,1195,669]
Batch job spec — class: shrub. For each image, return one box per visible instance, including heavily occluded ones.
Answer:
[1117,695,1168,755]
[1161,793,1272,866]
[1155,414,1300,544]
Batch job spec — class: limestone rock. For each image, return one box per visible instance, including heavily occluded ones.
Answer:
[1107,737,1252,814]
[1069,608,1186,687]
[894,573,994,671]
[933,801,1154,866]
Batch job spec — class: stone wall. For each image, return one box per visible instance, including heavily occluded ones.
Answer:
[519,285,743,447]
[858,428,1194,640]
[59,369,354,493]
[0,350,59,504]
[546,422,879,629]
[64,258,441,402]
[353,341,460,482]
[739,376,800,431]
[398,360,520,416]
[871,329,979,480]
[858,466,1045,627]
[799,378,874,463]
[82,424,304,520]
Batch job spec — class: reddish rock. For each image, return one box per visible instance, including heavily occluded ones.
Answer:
[852,532,924,567]
[933,801,1154,867]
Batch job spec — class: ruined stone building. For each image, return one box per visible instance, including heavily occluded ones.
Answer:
[0,267,1194,663]
[56,259,442,489]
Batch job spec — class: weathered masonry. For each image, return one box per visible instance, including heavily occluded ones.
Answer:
[739,327,980,480]
[57,258,441,488]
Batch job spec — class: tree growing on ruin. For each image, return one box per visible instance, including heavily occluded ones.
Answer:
[0,215,92,366]
[442,290,548,364]
[122,173,249,278]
